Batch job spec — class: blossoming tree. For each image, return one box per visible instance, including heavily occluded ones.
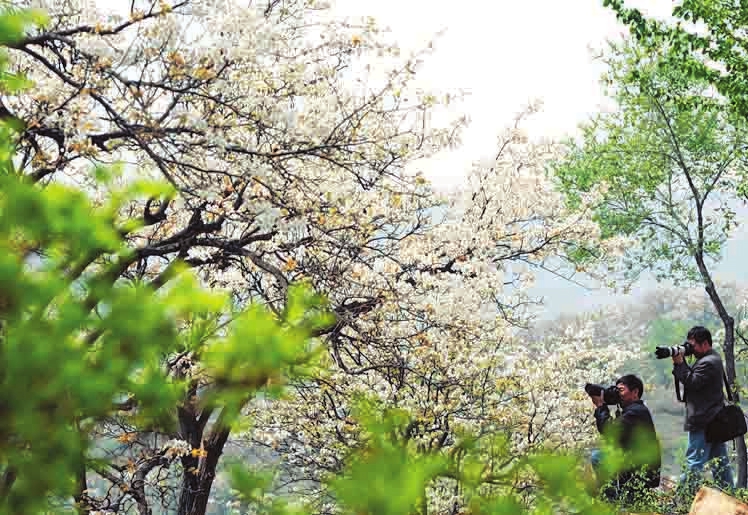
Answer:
[5,1,619,513]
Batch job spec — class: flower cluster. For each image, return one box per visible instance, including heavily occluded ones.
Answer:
[162,439,192,459]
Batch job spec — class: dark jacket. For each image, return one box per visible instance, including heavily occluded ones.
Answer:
[595,400,662,489]
[673,348,725,431]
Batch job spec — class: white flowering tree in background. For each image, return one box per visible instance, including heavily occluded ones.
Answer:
[242,108,622,514]
[4,1,626,513]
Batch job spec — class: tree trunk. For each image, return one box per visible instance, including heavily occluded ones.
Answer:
[696,255,747,487]
[176,427,230,515]
[176,395,232,515]
[73,458,90,515]
[73,421,91,515]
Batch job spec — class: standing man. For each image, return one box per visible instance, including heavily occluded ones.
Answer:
[673,325,734,490]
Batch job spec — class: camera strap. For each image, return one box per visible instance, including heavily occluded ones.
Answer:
[721,368,734,403]
[673,372,684,403]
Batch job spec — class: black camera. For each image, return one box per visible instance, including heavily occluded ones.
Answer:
[584,383,621,405]
[654,341,694,360]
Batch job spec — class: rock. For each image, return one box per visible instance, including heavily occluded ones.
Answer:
[689,486,748,515]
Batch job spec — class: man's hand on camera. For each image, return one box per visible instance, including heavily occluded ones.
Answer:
[672,353,684,365]
[590,393,604,408]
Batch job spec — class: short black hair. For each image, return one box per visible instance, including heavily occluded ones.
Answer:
[616,374,644,399]
[687,326,712,346]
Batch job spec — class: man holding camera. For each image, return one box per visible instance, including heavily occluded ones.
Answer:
[590,374,661,501]
[672,326,734,490]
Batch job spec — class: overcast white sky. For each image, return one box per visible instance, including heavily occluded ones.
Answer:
[333,0,674,188]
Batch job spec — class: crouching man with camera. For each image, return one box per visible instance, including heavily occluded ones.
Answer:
[588,374,662,503]
[670,326,734,491]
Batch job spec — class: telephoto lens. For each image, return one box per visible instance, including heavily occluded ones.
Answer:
[654,341,694,359]
[585,383,604,397]
[584,383,621,405]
